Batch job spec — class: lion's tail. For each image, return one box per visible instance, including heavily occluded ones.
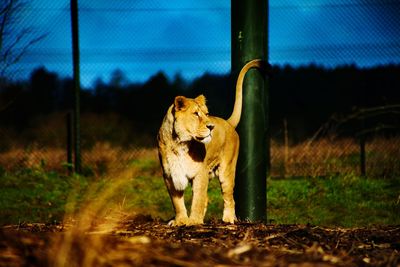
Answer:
[227,59,266,128]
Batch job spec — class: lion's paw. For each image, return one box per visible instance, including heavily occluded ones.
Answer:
[187,217,203,225]
[167,217,189,226]
[222,210,236,224]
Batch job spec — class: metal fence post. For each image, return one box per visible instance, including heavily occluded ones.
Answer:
[231,0,269,222]
[71,0,81,173]
[360,136,366,176]
[66,112,73,174]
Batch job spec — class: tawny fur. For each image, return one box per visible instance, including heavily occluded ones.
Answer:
[157,59,264,226]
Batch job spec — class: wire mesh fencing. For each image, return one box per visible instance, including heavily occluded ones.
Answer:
[270,136,400,178]
[2,133,399,178]
[1,0,400,177]
[0,111,158,176]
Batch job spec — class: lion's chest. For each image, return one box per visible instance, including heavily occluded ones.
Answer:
[165,148,203,191]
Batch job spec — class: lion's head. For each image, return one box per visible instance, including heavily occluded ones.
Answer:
[172,95,214,144]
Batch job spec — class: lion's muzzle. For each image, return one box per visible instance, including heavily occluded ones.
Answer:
[195,123,214,144]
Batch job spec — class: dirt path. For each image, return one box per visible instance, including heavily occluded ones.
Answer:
[1,218,399,266]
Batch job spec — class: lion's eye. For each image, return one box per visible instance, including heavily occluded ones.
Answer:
[194,112,200,117]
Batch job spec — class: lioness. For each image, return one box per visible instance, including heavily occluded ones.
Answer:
[157,59,264,226]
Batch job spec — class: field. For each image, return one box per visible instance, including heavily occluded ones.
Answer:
[0,139,399,266]
[1,136,399,177]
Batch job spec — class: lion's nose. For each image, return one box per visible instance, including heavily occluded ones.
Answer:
[207,123,215,131]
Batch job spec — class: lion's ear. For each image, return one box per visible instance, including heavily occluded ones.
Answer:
[195,95,206,106]
[174,96,188,111]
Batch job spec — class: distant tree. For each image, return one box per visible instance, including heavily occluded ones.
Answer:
[0,80,27,127]
[172,72,187,92]
[91,76,114,113]
[29,67,58,114]
[0,0,46,78]
[109,69,129,88]
[57,77,73,110]
[134,71,174,131]
[190,72,232,118]
[93,77,106,91]
[142,71,170,91]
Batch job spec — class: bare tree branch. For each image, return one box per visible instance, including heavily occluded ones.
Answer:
[0,0,46,78]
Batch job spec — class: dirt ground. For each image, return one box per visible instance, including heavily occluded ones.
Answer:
[0,216,399,267]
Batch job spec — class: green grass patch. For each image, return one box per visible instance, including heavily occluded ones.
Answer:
[0,161,399,227]
[267,175,400,227]
[0,168,88,225]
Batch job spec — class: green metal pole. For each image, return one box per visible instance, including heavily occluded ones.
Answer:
[71,0,81,173]
[231,0,269,221]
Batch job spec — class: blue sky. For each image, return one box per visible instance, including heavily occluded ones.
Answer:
[7,0,400,86]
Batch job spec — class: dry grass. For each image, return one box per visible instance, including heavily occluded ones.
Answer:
[271,136,400,177]
[0,145,67,171]
[81,142,158,175]
[0,142,159,176]
[365,137,400,177]
[48,168,142,267]
[1,137,399,178]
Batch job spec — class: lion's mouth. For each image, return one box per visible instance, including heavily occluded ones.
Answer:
[195,134,212,144]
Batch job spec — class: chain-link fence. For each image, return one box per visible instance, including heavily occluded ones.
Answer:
[1,0,399,177]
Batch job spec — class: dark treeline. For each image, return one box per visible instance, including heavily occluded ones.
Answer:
[1,64,400,145]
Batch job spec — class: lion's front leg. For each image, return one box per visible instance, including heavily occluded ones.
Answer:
[218,164,237,224]
[164,177,189,226]
[188,173,209,225]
